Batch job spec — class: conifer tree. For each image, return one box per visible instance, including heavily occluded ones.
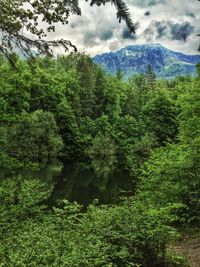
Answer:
[145,64,156,87]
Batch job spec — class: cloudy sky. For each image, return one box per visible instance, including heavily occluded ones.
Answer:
[48,0,200,56]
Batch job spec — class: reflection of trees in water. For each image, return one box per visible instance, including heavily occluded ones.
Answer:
[87,132,117,178]
[51,162,133,206]
[0,164,62,204]
[1,162,133,207]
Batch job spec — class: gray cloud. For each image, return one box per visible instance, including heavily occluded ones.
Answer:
[99,30,113,41]
[82,26,115,46]
[154,21,167,39]
[144,20,194,42]
[129,0,165,7]
[144,10,151,16]
[83,31,96,45]
[71,23,77,29]
[170,22,194,41]
[122,28,136,39]
[185,12,195,18]
[143,27,154,42]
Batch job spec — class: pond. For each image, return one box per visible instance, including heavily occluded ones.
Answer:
[0,162,134,207]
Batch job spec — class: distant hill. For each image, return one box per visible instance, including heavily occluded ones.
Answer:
[93,44,200,79]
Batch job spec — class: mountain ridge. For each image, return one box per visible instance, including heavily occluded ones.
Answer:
[93,44,200,79]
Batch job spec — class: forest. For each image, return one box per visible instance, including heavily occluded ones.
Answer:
[0,53,199,266]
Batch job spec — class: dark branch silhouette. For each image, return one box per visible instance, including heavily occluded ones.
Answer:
[0,0,135,61]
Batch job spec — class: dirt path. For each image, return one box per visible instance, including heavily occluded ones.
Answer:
[174,237,200,267]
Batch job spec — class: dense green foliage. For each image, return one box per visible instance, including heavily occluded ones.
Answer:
[0,177,181,267]
[0,54,199,266]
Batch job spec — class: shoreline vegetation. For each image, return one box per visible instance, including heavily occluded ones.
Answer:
[0,54,199,266]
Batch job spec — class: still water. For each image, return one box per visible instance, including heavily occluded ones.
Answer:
[0,163,134,206]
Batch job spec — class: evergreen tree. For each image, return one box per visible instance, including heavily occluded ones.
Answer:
[196,63,200,77]
[116,68,123,80]
[145,64,156,87]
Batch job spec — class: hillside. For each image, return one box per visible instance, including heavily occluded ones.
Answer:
[93,44,200,79]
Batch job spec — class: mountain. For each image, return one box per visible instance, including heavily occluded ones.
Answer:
[93,44,200,79]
